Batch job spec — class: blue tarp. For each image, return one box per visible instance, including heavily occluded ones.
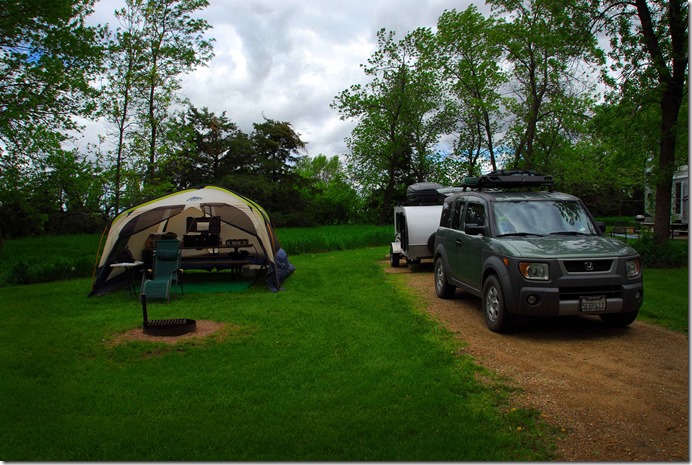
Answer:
[266,248,296,292]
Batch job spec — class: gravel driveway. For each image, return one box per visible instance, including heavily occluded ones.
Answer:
[386,262,689,461]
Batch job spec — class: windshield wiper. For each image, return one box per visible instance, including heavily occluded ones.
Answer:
[549,231,592,236]
[496,232,544,237]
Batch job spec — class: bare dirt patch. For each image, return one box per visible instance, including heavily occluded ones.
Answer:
[109,320,228,346]
[386,262,689,461]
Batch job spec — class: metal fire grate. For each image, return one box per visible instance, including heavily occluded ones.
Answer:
[143,318,197,336]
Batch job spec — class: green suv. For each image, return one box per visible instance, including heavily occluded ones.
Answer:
[433,171,644,333]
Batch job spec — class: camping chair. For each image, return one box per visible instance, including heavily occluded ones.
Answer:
[140,239,184,303]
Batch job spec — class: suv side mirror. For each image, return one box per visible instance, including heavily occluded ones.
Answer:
[595,221,606,234]
[465,224,485,236]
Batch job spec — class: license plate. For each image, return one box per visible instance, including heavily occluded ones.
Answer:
[580,296,607,312]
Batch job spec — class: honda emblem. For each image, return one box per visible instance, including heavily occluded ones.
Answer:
[584,261,594,271]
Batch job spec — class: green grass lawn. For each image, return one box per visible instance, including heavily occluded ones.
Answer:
[639,267,689,332]
[0,228,686,460]
[0,247,555,461]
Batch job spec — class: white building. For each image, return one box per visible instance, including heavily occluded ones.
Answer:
[645,164,688,224]
[672,165,689,224]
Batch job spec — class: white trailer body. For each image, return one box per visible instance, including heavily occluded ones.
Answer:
[390,204,442,266]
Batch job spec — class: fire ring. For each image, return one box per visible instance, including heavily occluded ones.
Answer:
[143,318,197,336]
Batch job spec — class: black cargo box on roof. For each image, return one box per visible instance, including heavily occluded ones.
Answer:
[405,182,445,205]
[461,170,553,191]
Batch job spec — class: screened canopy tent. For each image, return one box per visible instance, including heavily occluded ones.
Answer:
[90,186,293,296]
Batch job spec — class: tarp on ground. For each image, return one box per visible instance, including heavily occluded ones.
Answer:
[90,185,294,295]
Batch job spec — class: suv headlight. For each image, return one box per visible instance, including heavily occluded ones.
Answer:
[626,259,641,278]
[519,262,549,280]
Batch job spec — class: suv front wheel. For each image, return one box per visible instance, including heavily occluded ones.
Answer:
[482,275,515,333]
[600,310,638,327]
[434,257,456,299]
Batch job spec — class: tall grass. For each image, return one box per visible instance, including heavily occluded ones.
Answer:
[0,234,102,286]
[0,225,393,287]
[0,248,554,461]
[278,224,392,254]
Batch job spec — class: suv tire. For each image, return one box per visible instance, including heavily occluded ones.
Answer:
[483,275,515,333]
[434,258,455,299]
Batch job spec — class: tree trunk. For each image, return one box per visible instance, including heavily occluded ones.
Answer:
[635,0,687,244]
[483,110,497,171]
[147,80,157,183]
[652,84,683,244]
[379,162,397,225]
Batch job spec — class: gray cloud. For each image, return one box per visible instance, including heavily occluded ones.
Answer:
[89,0,481,157]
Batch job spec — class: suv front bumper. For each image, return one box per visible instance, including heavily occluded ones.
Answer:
[513,282,644,316]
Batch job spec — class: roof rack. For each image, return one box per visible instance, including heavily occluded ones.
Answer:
[461,169,553,192]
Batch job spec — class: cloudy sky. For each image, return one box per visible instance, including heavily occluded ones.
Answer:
[86,0,484,158]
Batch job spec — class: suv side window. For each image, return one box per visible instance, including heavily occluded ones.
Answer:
[440,200,453,228]
[452,198,465,231]
[465,201,486,227]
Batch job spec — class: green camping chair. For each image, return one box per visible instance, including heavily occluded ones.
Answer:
[140,239,184,303]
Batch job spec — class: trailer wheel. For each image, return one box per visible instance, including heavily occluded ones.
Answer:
[390,245,401,268]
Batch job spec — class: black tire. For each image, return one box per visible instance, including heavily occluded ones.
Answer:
[600,311,638,327]
[390,245,401,268]
[482,275,515,333]
[434,257,455,299]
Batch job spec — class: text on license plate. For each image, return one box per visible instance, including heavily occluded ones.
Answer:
[580,296,607,312]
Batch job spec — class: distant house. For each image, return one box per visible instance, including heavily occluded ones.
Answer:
[672,165,689,224]
[645,164,688,225]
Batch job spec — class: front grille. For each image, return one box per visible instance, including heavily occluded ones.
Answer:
[563,259,613,273]
[559,286,621,300]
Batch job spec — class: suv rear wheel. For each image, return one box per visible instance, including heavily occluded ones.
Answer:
[483,275,515,333]
[434,257,455,299]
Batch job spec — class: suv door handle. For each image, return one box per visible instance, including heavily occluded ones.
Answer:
[455,239,463,246]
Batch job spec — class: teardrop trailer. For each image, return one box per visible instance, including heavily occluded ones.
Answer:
[390,182,462,267]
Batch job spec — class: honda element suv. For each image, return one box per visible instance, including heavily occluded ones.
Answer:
[433,171,644,333]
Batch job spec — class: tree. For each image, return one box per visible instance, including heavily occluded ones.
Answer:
[250,118,306,182]
[432,6,507,173]
[40,150,110,234]
[0,0,104,158]
[332,29,443,224]
[101,0,146,213]
[294,154,361,224]
[0,0,105,237]
[594,0,688,243]
[162,106,249,188]
[489,0,603,170]
[127,0,214,184]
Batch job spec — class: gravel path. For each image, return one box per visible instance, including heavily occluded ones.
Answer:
[387,263,689,461]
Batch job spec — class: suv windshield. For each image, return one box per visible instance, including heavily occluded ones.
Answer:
[493,200,597,237]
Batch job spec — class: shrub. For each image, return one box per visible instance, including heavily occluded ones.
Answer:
[631,236,688,268]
